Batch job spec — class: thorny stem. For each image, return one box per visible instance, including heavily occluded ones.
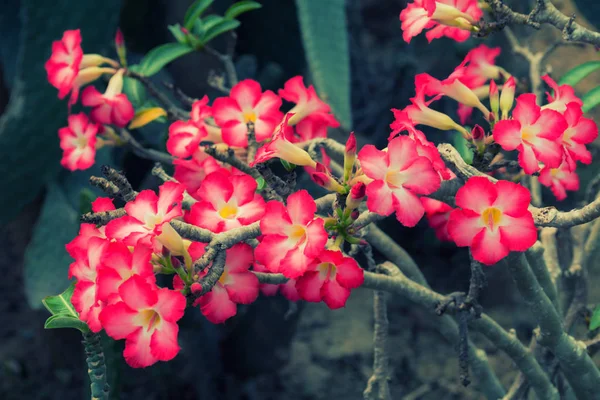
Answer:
[83,332,110,400]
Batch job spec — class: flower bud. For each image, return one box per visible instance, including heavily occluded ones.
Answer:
[351,210,360,220]
[190,282,202,294]
[489,80,499,120]
[344,132,357,182]
[115,28,127,67]
[500,77,516,120]
[345,182,366,210]
[471,124,486,154]
[311,163,346,193]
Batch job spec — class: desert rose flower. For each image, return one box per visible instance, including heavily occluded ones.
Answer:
[191,243,259,323]
[278,76,339,126]
[166,120,208,158]
[186,170,265,233]
[100,275,186,368]
[358,136,441,227]
[81,69,134,127]
[538,162,580,201]
[253,263,300,301]
[105,181,185,250]
[190,95,222,143]
[493,93,567,174]
[541,75,583,113]
[255,190,328,278]
[296,250,364,309]
[212,79,283,147]
[400,0,482,43]
[58,113,100,171]
[420,197,454,242]
[173,149,223,196]
[447,177,537,265]
[558,102,598,170]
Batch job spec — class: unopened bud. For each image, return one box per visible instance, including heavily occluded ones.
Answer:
[344,132,357,182]
[500,77,516,120]
[489,80,499,119]
[190,282,202,294]
[311,164,346,194]
[471,124,486,154]
[115,29,127,67]
[346,182,366,210]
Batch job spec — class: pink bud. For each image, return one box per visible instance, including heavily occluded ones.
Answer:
[345,132,357,155]
[344,132,357,182]
[191,282,202,293]
[115,28,124,47]
[346,182,366,210]
[500,77,516,119]
[351,210,360,220]
[170,256,181,269]
[471,124,485,140]
[181,27,190,35]
[489,80,499,117]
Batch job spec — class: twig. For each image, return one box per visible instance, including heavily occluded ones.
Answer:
[120,129,174,165]
[101,166,137,202]
[126,70,189,120]
[205,42,238,87]
[363,290,392,400]
[150,163,196,209]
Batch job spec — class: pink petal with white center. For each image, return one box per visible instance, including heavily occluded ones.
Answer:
[237,197,266,225]
[99,302,139,340]
[260,201,292,236]
[471,228,510,265]
[518,143,542,175]
[296,271,325,302]
[225,272,259,304]
[447,209,485,247]
[387,136,420,171]
[254,117,280,142]
[154,287,186,322]
[230,79,262,110]
[212,97,243,125]
[125,190,158,222]
[492,180,531,217]
[321,279,351,309]
[196,284,238,324]
[224,243,254,273]
[221,120,249,147]
[85,303,104,333]
[157,181,185,219]
[357,145,389,180]
[81,86,105,107]
[254,235,293,273]
[197,171,234,208]
[96,267,125,302]
[531,138,564,169]
[278,76,305,104]
[512,94,540,126]
[119,275,158,310]
[401,157,441,195]
[279,247,313,279]
[287,190,316,226]
[303,218,328,258]
[112,94,135,127]
[230,174,257,205]
[186,202,225,233]
[91,197,115,212]
[400,2,433,43]
[571,116,598,145]
[335,257,364,289]
[499,214,537,252]
[493,120,522,151]
[150,320,180,361]
[124,328,158,368]
[454,176,496,213]
[534,109,567,141]
[105,216,148,242]
[366,180,395,216]
[391,186,426,227]
[72,280,96,317]
[167,120,205,158]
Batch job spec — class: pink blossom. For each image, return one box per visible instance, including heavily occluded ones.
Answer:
[542,75,583,113]
[58,113,100,171]
[421,197,453,242]
[278,76,339,126]
[173,149,223,196]
[559,102,598,170]
[45,29,84,99]
[538,162,580,201]
[81,69,134,127]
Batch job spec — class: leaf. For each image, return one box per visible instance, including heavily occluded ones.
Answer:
[201,19,240,44]
[558,61,600,87]
[168,24,188,44]
[256,176,266,190]
[24,183,79,308]
[122,65,147,108]
[42,282,77,316]
[224,1,262,19]
[128,107,168,129]
[582,86,600,113]
[183,0,214,31]
[453,132,473,164]
[199,14,226,34]
[137,42,194,77]
[590,306,600,331]
[295,0,352,130]
[0,0,121,223]
[45,314,90,333]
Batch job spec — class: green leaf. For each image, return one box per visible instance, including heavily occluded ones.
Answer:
[581,86,600,113]
[453,132,473,164]
[24,183,79,308]
[138,42,194,76]
[256,176,266,191]
[0,0,121,223]
[201,19,240,44]
[44,314,89,332]
[168,24,188,44]
[122,64,147,108]
[42,282,77,316]
[183,0,214,30]
[199,14,225,34]
[558,61,600,87]
[224,1,262,19]
[295,0,352,130]
[590,306,600,330]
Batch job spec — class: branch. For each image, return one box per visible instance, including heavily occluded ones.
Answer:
[151,163,196,209]
[82,332,110,400]
[486,0,600,47]
[363,290,392,400]
[126,71,189,120]
[120,129,175,165]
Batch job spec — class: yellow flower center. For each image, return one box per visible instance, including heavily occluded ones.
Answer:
[318,262,336,279]
[74,134,89,149]
[144,214,164,229]
[385,170,404,188]
[521,128,534,142]
[243,112,257,123]
[550,168,560,177]
[289,225,306,242]
[481,207,503,231]
[139,309,161,332]
[218,204,238,219]
[218,270,230,285]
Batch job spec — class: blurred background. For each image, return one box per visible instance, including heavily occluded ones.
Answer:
[1,0,600,398]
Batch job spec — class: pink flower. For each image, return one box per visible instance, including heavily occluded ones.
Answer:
[58,113,100,171]
[45,29,84,99]
[173,149,223,196]
[251,114,317,168]
[81,70,134,127]
[96,241,156,303]
[421,197,453,241]
[296,250,364,309]
[66,223,108,257]
[493,93,567,174]
[400,0,482,43]
[212,79,283,147]
[454,45,503,88]
[559,102,598,170]
[255,190,328,278]
[358,136,441,227]
[67,237,108,332]
[99,275,186,368]
[541,75,583,113]
[447,177,537,265]
[91,197,116,212]
[278,76,339,126]
[191,243,259,324]
[190,95,222,143]
[295,113,340,141]
[166,120,208,158]
[186,170,265,233]
[538,162,580,201]
[105,181,185,250]
[253,263,300,301]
